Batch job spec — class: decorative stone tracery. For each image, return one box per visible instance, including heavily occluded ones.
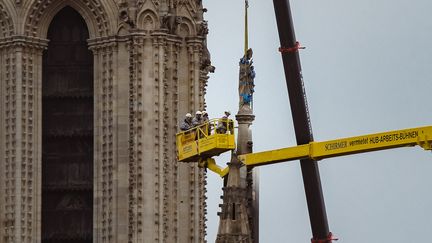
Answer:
[0,3,14,37]
[24,0,113,38]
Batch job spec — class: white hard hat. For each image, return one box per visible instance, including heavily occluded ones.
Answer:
[202,111,208,116]
[196,111,202,115]
[186,113,192,118]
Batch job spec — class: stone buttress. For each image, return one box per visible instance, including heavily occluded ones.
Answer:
[0,0,212,242]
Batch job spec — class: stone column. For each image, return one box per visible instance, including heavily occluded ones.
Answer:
[187,37,207,242]
[237,107,258,242]
[0,37,3,243]
[0,35,48,243]
[174,34,208,243]
[89,37,130,243]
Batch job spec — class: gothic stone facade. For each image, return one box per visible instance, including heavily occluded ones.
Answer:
[0,0,210,242]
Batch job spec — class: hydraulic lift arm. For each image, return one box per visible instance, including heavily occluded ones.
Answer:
[239,126,432,167]
[199,157,230,177]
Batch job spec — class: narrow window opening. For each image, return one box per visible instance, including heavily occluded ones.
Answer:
[232,203,236,220]
[42,6,93,243]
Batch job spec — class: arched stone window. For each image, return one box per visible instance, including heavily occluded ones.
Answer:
[42,6,93,242]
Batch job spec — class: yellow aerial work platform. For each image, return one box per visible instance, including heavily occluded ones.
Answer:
[177,122,432,177]
[176,118,236,162]
[184,125,432,177]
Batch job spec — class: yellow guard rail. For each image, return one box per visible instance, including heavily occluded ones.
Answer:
[176,118,235,162]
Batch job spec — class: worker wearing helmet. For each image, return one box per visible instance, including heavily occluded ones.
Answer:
[223,111,231,118]
[180,113,193,131]
[192,110,203,127]
[201,111,211,135]
[202,111,209,123]
[217,111,231,133]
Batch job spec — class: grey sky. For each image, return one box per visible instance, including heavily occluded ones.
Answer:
[203,0,432,242]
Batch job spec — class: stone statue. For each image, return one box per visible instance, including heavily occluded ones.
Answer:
[238,48,255,108]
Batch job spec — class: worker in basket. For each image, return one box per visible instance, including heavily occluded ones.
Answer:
[201,111,211,135]
[202,111,209,123]
[179,113,197,143]
[192,111,203,126]
[216,111,232,134]
[194,110,211,139]
[180,113,193,131]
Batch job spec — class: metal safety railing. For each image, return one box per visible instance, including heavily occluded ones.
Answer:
[176,118,235,162]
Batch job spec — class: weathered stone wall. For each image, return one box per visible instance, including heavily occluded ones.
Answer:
[0,0,210,242]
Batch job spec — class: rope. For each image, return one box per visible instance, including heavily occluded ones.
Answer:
[311,232,339,243]
[279,41,305,53]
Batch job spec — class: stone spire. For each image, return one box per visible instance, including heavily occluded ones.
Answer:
[216,155,252,243]
[216,49,256,243]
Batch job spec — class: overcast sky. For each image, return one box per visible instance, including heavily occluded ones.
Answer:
[202,0,432,242]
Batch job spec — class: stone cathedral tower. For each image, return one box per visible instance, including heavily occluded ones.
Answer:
[0,0,211,242]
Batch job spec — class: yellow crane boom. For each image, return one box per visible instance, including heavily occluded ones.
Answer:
[239,125,432,167]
